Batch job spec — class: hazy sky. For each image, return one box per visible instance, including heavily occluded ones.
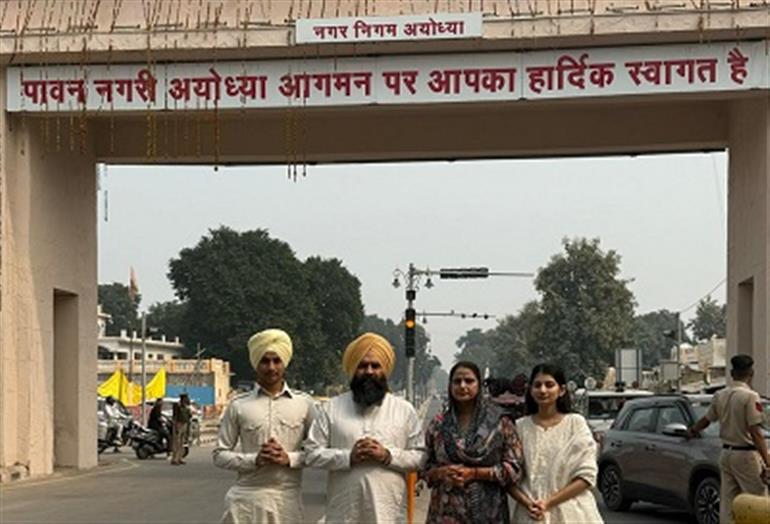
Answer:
[98,152,727,367]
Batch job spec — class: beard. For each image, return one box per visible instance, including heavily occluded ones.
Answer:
[350,374,388,408]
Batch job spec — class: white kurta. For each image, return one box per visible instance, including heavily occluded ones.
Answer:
[213,384,316,524]
[513,414,604,524]
[305,391,427,524]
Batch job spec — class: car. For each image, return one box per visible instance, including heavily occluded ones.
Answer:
[573,388,654,444]
[597,394,770,524]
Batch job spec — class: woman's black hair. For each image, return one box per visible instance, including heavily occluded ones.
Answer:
[447,360,482,409]
[524,363,572,415]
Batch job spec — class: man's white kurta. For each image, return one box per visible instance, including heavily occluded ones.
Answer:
[305,391,427,524]
[213,384,315,524]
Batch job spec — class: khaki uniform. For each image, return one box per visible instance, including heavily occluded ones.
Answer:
[705,381,767,523]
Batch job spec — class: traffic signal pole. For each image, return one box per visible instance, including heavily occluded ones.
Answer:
[405,264,417,405]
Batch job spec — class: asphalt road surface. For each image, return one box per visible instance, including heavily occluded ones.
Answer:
[1,397,690,524]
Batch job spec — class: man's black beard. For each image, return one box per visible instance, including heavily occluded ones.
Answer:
[350,375,388,408]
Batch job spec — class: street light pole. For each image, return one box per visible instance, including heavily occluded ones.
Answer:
[676,312,682,392]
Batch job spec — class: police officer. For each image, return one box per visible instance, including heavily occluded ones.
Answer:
[688,354,769,523]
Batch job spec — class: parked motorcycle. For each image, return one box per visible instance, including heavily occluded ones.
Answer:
[131,421,189,460]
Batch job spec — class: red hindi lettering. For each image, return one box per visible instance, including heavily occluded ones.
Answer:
[312,73,334,98]
[353,20,372,39]
[115,79,135,102]
[727,48,749,85]
[625,61,662,86]
[48,80,66,103]
[135,69,157,102]
[93,79,115,103]
[403,22,417,37]
[480,68,517,93]
[21,79,48,104]
[224,75,267,100]
[443,20,465,35]
[191,68,222,102]
[587,63,615,88]
[665,59,695,84]
[332,73,353,97]
[65,79,86,104]
[169,78,192,102]
[556,54,589,90]
[526,66,554,94]
[279,74,303,99]
[695,58,717,83]
[427,69,462,94]
[351,72,372,96]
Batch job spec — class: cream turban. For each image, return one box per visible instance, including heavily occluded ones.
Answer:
[248,329,293,370]
[342,332,396,378]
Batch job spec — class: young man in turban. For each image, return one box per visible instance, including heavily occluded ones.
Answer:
[213,329,316,523]
[305,332,427,523]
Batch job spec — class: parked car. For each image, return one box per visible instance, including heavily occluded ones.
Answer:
[597,394,770,524]
[573,388,653,444]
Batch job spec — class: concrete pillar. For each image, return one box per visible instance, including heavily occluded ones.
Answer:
[727,96,770,396]
[1,66,98,478]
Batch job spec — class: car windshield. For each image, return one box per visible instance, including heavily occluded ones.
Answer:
[580,394,650,420]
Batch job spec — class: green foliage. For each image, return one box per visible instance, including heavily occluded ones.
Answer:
[534,238,636,382]
[98,282,140,336]
[631,309,689,367]
[491,301,542,378]
[145,300,190,348]
[453,302,541,379]
[689,296,726,342]
[166,227,364,392]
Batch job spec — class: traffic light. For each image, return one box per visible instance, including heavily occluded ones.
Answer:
[405,307,416,357]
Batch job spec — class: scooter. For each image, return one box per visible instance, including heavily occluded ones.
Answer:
[131,421,189,460]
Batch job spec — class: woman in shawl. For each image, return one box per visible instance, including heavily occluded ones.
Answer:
[423,361,523,524]
[510,363,603,523]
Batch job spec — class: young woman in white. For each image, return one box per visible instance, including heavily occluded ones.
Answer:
[510,363,604,523]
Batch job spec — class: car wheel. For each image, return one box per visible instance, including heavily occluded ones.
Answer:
[599,464,632,511]
[135,445,153,460]
[693,476,719,524]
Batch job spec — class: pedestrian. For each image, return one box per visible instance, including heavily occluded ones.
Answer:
[688,354,770,524]
[213,328,316,523]
[423,361,523,523]
[147,398,170,453]
[510,363,603,523]
[103,396,123,452]
[171,393,191,465]
[305,332,426,523]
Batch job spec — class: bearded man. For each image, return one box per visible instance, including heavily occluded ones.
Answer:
[305,332,426,523]
[213,329,315,523]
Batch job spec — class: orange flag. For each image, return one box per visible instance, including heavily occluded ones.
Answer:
[129,267,139,304]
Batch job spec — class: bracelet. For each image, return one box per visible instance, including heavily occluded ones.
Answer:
[384,449,392,466]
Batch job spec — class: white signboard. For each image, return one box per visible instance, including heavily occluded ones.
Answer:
[295,12,483,44]
[6,41,767,113]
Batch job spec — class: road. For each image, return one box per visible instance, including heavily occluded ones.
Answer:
[1,397,689,524]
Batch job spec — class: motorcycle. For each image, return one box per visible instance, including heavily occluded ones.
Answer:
[131,419,189,460]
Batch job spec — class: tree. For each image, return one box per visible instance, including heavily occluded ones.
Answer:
[146,300,190,347]
[534,238,636,382]
[167,226,362,391]
[689,296,727,342]
[98,282,140,336]
[632,309,689,367]
[491,301,542,378]
[298,257,365,390]
[454,328,495,374]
